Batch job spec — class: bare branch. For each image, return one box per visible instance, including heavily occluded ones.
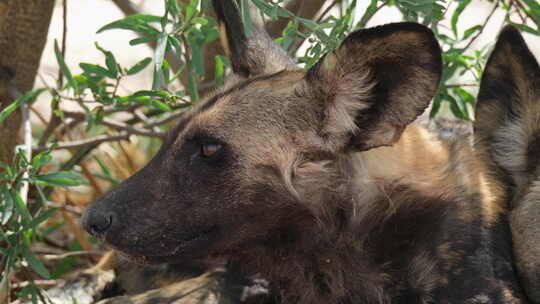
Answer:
[459,2,499,54]
[41,200,83,215]
[41,250,104,261]
[60,110,165,138]
[102,118,166,138]
[146,109,187,127]
[34,132,131,153]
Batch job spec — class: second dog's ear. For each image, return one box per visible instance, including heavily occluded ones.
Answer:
[212,0,296,77]
[306,22,442,152]
[475,25,540,176]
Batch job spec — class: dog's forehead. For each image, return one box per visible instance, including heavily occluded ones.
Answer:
[170,70,306,143]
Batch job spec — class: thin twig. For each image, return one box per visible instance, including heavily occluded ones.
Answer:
[102,118,165,138]
[41,200,82,215]
[29,106,48,125]
[40,250,103,261]
[444,83,479,88]
[58,0,67,88]
[146,109,187,127]
[60,110,165,138]
[34,132,131,153]
[462,2,498,51]
[12,280,66,289]
[514,0,538,26]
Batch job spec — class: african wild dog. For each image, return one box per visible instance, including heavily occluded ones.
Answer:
[83,1,527,303]
[474,26,540,302]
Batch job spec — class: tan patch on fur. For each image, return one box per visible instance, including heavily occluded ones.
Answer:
[348,121,504,226]
[477,173,503,225]
[356,124,450,195]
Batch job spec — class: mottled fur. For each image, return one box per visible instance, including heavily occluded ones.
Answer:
[474,25,540,302]
[83,2,527,303]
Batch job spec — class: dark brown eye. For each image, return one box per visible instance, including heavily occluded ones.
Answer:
[201,143,222,158]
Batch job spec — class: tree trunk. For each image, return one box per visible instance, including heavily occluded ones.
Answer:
[0,0,55,164]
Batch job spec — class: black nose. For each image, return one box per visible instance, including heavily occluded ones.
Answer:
[82,209,113,237]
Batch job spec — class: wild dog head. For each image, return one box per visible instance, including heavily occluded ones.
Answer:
[83,0,442,265]
[474,26,540,300]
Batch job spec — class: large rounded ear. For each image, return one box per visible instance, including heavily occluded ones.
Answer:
[475,25,540,177]
[474,26,540,302]
[306,22,442,152]
[212,0,296,78]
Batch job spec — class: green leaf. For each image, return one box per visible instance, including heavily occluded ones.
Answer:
[451,0,471,37]
[297,17,320,30]
[1,188,14,225]
[241,0,253,36]
[30,208,57,228]
[191,16,208,25]
[453,87,476,105]
[523,0,540,10]
[117,93,172,111]
[162,59,171,84]
[0,89,47,124]
[93,155,118,186]
[185,0,199,22]
[80,63,114,79]
[12,191,32,226]
[186,68,199,102]
[132,90,171,99]
[462,25,482,40]
[129,36,156,46]
[95,43,119,78]
[150,99,172,112]
[97,14,162,34]
[36,171,85,187]
[166,0,181,15]
[445,92,469,120]
[510,22,540,35]
[357,0,378,28]
[31,153,52,172]
[153,33,168,90]
[0,97,23,124]
[187,32,205,77]
[168,36,183,55]
[127,57,152,75]
[55,40,77,92]
[22,247,51,279]
[215,56,225,87]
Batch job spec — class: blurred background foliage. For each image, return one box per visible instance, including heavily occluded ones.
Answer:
[1,0,540,302]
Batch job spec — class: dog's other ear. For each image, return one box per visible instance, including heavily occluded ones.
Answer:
[306,22,442,152]
[212,0,296,77]
[475,25,540,177]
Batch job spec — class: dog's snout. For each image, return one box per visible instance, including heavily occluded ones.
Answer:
[83,208,114,237]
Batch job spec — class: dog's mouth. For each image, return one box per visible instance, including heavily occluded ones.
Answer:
[107,225,219,264]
